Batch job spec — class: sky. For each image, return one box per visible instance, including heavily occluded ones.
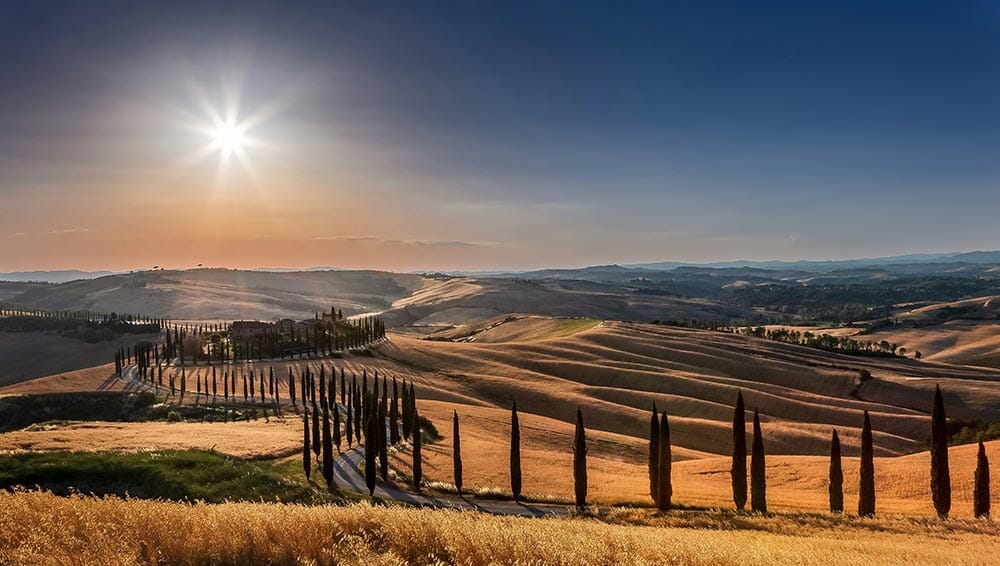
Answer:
[1,0,998,272]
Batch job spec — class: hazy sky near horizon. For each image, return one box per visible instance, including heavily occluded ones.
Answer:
[1,1,999,272]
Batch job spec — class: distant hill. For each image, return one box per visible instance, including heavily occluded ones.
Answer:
[627,250,1000,272]
[0,270,116,283]
[4,269,429,321]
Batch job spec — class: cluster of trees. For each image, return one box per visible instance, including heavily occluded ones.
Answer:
[114,312,387,374]
[734,326,909,357]
[160,315,386,365]
[1,309,162,342]
[301,368,421,495]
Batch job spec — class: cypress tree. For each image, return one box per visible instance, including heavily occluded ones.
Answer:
[364,391,377,496]
[732,391,748,510]
[334,404,342,452]
[573,408,587,509]
[390,377,400,445]
[511,401,522,501]
[829,429,843,513]
[345,399,353,447]
[657,411,672,512]
[453,410,463,495]
[311,401,321,456]
[750,409,767,513]
[409,382,417,438]
[322,404,334,488]
[328,368,336,410]
[401,381,411,440]
[289,367,296,405]
[353,377,362,444]
[412,407,423,491]
[649,403,659,504]
[249,370,255,398]
[858,410,876,517]
[931,385,952,519]
[319,366,327,410]
[303,405,311,480]
[378,394,388,481]
[974,439,991,519]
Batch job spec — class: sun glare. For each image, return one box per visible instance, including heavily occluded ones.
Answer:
[212,123,245,155]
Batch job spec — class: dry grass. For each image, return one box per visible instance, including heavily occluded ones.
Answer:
[0,362,124,395]
[0,332,153,389]
[426,315,600,343]
[0,419,302,459]
[0,490,997,565]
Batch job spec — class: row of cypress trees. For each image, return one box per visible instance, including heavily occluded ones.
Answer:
[300,367,421,496]
[717,386,991,518]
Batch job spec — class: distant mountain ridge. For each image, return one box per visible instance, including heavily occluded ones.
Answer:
[625,251,1000,272]
[0,270,116,283]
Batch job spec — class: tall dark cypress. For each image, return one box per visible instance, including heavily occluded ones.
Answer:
[829,429,843,513]
[931,385,951,519]
[340,368,346,408]
[511,401,522,501]
[412,407,423,491]
[453,410,463,495]
[303,405,311,480]
[649,403,659,504]
[345,399,353,447]
[322,404,334,488]
[311,401,321,456]
[409,382,417,437]
[750,409,767,513]
[390,377,400,445]
[657,411,672,512]
[573,408,588,509]
[333,404,342,452]
[732,391,748,510]
[974,439,991,519]
[319,366,327,410]
[328,368,336,410]
[401,381,411,440]
[378,394,388,481]
[365,392,377,496]
[858,410,876,517]
[353,376,362,444]
[289,367,295,405]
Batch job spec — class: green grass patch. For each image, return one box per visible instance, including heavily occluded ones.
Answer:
[0,450,339,504]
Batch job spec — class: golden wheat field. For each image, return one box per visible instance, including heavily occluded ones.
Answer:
[0,490,997,566]
[0,419,301,459]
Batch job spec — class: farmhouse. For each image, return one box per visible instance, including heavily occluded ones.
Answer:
[230,320,272,339]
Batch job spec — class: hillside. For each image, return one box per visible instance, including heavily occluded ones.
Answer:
[4,269,429,321]
[0,333,157,388]
[381,277,755,329]
[4,317,999,514]
[389,322,997,450]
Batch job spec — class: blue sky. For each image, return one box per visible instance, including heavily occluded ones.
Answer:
[1,1,998,271]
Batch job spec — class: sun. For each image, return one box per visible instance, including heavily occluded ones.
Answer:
[211,123,245,155]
